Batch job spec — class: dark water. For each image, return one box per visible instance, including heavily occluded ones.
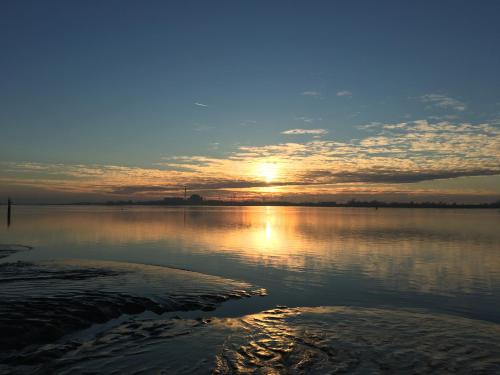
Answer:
[2,205,500,323]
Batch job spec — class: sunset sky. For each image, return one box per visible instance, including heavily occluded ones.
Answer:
[1,1,499,203]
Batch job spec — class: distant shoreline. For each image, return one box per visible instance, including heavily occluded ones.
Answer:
[4,200,499,209]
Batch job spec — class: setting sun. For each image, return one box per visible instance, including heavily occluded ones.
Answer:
[258,163,278,183]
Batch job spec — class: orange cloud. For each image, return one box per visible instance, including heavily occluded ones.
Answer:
[1,120,499,202]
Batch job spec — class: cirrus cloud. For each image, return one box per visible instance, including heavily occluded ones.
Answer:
[301,91,321,97]
[336,90,352,97]
[420,93,466,111]
[282,129,328,135]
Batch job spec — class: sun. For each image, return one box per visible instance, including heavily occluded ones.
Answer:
[258,163,278,183]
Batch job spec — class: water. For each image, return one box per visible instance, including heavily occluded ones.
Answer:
[2,205,500,323]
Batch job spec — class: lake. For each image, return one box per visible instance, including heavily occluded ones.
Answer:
[2,205,500,323]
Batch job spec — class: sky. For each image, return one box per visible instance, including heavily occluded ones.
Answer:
[1,0,499,203]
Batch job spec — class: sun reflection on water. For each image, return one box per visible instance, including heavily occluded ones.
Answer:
[265,221,272,241]
[2,206,500,298]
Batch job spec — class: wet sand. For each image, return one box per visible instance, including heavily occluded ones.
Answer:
[0,258,265,353]
[0,244,32,259]
[3,307,500,374]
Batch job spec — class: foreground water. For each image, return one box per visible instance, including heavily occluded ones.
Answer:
[2,205,499,322]
[1,205,500,373]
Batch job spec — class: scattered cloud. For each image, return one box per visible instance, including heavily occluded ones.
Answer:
[428,114,459,121]
[295,116,323,124]
[336,90,352,98]
[2,120,499,201]
[301,169,500,184]
[420,94,466,111]
[282,129,329,135]
[301,91,321,97]
[358,122,383,131]
[195,102,209,107]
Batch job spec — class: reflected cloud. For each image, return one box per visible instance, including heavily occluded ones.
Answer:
[7,206,500,297]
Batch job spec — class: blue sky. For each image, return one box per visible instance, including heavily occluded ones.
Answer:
[1,1,499,202]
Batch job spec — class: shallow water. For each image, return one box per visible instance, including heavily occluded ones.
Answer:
[2,205,499,323]
[0,259,263,352]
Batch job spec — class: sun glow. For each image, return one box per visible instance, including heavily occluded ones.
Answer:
[258,163,278,183]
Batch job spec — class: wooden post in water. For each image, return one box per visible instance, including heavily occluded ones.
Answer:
[7,197,11,227]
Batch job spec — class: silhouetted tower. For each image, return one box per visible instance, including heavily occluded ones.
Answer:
[184,185,187,200]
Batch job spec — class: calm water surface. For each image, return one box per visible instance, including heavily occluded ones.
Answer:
[2,205,499,323]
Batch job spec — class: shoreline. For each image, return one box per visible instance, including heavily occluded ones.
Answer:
[3,202,500,209]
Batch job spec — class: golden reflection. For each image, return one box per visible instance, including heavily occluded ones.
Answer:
[5,206,500,296]
[264,206,273,241]
[265,221,272,241]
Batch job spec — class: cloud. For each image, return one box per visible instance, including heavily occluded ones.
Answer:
[2,119,499,202]
[194,102,209,107]
[301,91,321,97]
[281,129,328,135]
[428,115,459,121]
[301,169,500,184]
[336,90,352,97]
[358,122,383,131]
[109,179,313,195]
[420,94,466,111]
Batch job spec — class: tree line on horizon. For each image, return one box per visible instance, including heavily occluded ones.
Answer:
[66,195,500,209]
